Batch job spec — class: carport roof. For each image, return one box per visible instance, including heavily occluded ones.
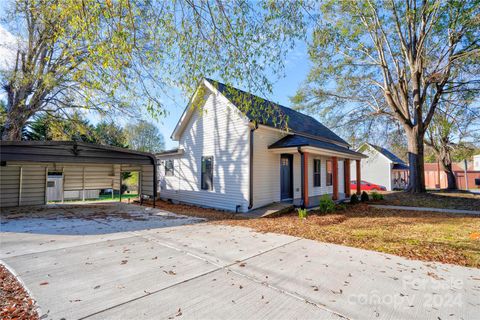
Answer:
[0,141,157,165]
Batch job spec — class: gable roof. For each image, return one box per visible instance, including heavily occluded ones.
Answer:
[203,78,349,146]
[362,143,406,164]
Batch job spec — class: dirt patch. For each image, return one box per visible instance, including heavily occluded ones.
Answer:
[216,204,480,268]
[139,199,243,221]
[380,190,480,211]
[0,264,39,320]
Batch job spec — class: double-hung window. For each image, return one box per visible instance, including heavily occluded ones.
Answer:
[313,159,321,187]
[165,160,174,176]
[326,160,333,186]
[201,156,213,190]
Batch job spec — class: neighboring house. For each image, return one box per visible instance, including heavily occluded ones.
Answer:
[424,162,480,190]
[474,155,480,171]
[157,78,366,213]
[351,143,409,191]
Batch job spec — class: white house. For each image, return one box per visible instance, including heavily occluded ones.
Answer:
[157,79,366,213]
[474,155,480,171]
[351,143,409,191]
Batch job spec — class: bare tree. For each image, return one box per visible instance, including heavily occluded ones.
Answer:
[293,0,480,192]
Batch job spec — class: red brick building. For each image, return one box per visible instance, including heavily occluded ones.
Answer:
[424,162,480,190]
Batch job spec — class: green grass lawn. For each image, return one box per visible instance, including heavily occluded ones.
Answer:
[98,193,138,201]
[49,193,139,203]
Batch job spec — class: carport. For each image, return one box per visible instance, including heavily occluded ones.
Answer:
[0,141,157,208]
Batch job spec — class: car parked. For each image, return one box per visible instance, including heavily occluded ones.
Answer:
[350,180,386,191]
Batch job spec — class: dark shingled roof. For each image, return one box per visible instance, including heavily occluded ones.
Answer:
[205,78,348,146]
[368,144,406,164]
[268,135,365,158]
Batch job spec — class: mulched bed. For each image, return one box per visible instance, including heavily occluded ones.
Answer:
[380,190,480,211]
[0,264,39,320]
[216,203,480,268]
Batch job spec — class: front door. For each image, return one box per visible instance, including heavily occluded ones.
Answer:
[280,154,293,200]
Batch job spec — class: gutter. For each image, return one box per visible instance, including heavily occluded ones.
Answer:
[248,123,258,209]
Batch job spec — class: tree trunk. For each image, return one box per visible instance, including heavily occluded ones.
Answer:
[406,128,426,193]
[439,159,457,190]
[2,116,24,141]
[1,107,28,141]
[444,168,457,190]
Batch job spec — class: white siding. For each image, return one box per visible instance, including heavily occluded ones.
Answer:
[251,127,287,208]
[159,91,251,212]
[351,146,392,190]
[307,155,333,196]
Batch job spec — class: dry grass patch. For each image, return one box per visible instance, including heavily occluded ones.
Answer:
[380,191,480,211]
[216,204,480,268]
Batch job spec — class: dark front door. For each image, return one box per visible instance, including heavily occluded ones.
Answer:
[280,154,293,200]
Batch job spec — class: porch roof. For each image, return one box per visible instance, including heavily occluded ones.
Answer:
[392,163,409,170]
[268,135,366,159]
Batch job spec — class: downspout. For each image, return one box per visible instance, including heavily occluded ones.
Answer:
[248,123,258,210]
[298,147,304,208]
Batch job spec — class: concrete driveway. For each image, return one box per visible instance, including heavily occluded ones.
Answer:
[1,203,479,319]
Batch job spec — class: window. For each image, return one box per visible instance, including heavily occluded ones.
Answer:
[326,160,333,186]
[313,159,321,187]
[47,181,55,187]
[165,160,174,176]
[201,156,213,190]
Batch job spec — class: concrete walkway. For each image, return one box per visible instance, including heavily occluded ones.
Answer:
[1,204,479,319]
[370,204,480,215]
[238,202,293,218]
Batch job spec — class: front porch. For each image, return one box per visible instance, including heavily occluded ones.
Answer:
[268,135,367,208]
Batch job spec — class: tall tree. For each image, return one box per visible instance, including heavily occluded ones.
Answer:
[25,112,97,142]
[425,93,479,189]
[1,0,308,140]
[125,121,165,153]
[292,0,480,192]
[95,121,128,148]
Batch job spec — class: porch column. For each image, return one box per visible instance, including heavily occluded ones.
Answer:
[303,152,309,207]
[356,159,361,195]
[332,157,338,200]
[344,159,351,197]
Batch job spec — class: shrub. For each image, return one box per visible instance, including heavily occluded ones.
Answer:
[361,191,370,202]
[297,208,308,219]
[318,194,336,213]
[336,203,347,211]
[370,191,384,201]
[350,194,359,204]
